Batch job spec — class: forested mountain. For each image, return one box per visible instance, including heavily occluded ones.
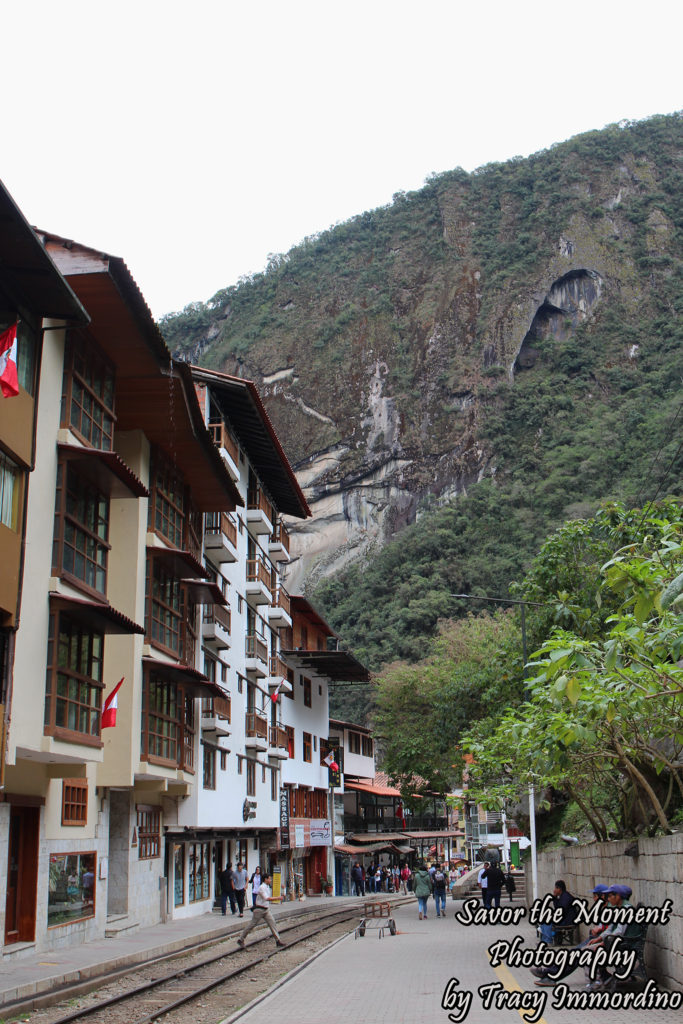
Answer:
[164,114,682,699]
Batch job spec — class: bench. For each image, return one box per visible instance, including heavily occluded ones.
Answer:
[603,913,650,992]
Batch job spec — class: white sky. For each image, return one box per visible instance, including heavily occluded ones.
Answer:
[4,0,682,319]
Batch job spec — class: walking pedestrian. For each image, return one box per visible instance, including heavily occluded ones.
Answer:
[478,861,490,908]
[413,862,432,920]
[233,861,248,917]
[433,863,448,917]
[218,861,237,915]
[482,861,506,910]
[236,873,285,948]
[249,865,261,907]
[504,868,516,903]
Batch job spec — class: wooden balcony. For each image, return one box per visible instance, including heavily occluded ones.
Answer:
[269,519,291,562]
[246,556,273,605]
[246,487,273,536]
[268,724,289,759]
[201,695,231,735]
[202,602,231,649]
[245,634,268,676]
[267,584,292,628]
[208,421,240,477]
[269,654,289,679]
[245,711,269,750]
[204,511,238,563]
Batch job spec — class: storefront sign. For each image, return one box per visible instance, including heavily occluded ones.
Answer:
[289,818,332,848]
[280,789,290,849]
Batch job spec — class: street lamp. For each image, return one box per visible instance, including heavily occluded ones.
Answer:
[450,592,548,900]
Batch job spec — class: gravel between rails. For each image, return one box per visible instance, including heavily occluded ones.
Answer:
[17,914,358,1024]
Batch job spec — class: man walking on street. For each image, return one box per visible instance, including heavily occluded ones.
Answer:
[236,872,285,948]
[233,861,248,917]
[219,861,236,915]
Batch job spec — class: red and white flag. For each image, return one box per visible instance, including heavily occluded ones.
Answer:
[101,678,125,729]
[323,750,338,771]
[270,677,286,704]
[0,324,19,398]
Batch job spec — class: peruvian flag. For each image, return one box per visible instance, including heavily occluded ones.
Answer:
[101,678,124,729]
[323,750,339,771]
[0,324,19,398]
[271,678,286,704]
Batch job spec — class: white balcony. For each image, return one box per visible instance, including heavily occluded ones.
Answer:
[246,557,273,606]
[245,635,268,677]
[204,511,238,564]
[202,604,231,650]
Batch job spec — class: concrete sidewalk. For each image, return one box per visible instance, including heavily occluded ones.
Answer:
[228,898,682,1024]
[0,894,375,1013]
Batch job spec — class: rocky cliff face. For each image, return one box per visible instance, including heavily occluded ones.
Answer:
[165,115,682,592]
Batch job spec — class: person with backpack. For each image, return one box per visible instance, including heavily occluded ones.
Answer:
[433,863,449,917]
[413,862,433,920]
[218,861,236,915]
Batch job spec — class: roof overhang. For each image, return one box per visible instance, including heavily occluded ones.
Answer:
[50,594,145,635]
[190,366,310,519]
[142,656,227,698]
[282,648,370,682]
[0,184,88,323]
[58,443,148,498]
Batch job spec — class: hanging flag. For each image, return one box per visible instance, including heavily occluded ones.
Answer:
[322,750,339,771]
[0,324,19,398]
[270,677,286,704]
[101,677,125,729]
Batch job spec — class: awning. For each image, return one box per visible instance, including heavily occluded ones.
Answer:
[181,579,228,605]
[336,842,394,855]
[281,648,370,682]
[147,545,206,580]
[344,779,401,797]
[58,443,148,498]
[142,656,226,698]
[349,833,406,843]
[50,593,145,634]
[401,830,465,839]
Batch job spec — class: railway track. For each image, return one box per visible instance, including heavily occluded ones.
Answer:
[18,901,412,1024]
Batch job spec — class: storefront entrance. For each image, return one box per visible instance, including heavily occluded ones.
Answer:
[5,804,39,944]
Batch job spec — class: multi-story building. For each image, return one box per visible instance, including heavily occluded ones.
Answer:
[0,183,370,956]
[0,183,89,948]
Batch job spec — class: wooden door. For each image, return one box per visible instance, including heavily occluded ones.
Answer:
[5,805,39,944]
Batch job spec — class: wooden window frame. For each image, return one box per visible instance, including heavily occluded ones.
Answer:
[140,670,195,772]
[44,612,104,747]
[348,730,361,755]
[303,731,312,763]
[61,779,88,826]
[303,676,311,708]
[203,744,216,790]
[147,450,185,548]
[136,805,161,860]
[52,462,110,597]
[246,759,256,796]
[285,725,295,758]
[146,557,182,657]
[61,332,116,451]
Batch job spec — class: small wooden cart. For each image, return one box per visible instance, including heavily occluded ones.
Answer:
[355,900,397,939]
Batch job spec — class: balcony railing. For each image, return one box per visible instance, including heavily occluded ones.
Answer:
[271,585,290,617]
[245,711,268,739]
[208,421,239,465]
[203,602,231,632]
[247,487,273,523]
[245,634,268,664]
[270,519,290,553]
[269,725,289,749]
[202,695,231,721]
[205,510,237,548]
[247,557,273,592]
[269,654,288,679]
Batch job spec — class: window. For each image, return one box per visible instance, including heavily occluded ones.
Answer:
[348,731,361,754]
[44,613,103,743]
[146,557,181,655]
[137,806,161,859]
[261,763,266,783]
[271,768,278,801]
[173,844,185,907]
[141,671,195,771]
[61,779,88,825]
[237,756,243,775]
[362,735,374,757]
[188,842,210,902]
[285,667,294,700]
[53,463,110,594]
[220,749,227,771]
[48,852,96,927]
[0,450,21,530]
[61,333,115,450]
[303,732,312,762]
[285,725,294,758]
[147,450,184,547]
[246,759,256,796]
[303,676,311,707]
[203,745,216,789]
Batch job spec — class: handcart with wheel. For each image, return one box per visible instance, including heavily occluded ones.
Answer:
[355,900,397,939]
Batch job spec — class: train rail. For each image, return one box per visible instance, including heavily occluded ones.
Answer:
[17,901,413,1024]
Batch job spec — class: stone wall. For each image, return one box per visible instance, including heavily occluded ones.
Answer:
[527,834,682,991]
